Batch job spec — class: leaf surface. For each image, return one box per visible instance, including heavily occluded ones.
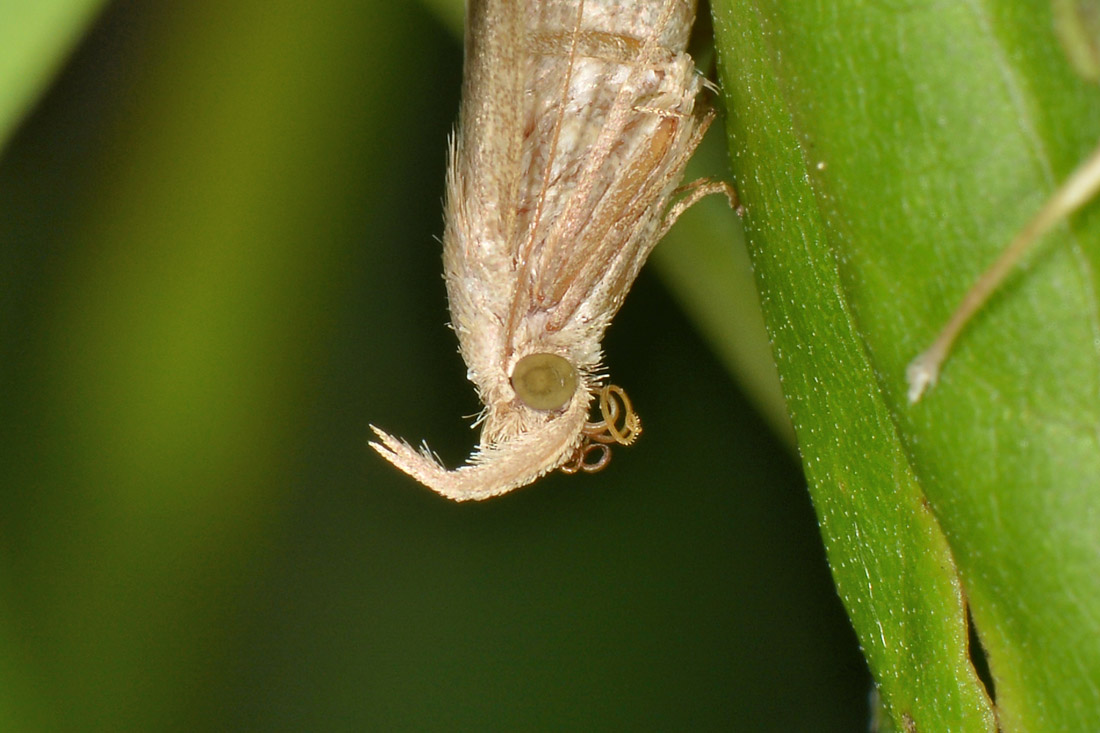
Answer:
[711,0,1100,730]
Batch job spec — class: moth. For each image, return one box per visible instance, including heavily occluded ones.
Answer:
[371,0,733,500]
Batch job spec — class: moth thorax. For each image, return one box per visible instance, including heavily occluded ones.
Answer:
[511,353,578,411]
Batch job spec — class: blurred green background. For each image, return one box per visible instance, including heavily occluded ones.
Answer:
[0,1,870,729]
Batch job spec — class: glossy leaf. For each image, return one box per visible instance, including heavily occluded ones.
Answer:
[712,0,1100,730]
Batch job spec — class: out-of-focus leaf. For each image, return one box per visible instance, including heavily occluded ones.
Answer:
[0,0,106,150]
[1053,0,1100,80]
[0,1,436,727]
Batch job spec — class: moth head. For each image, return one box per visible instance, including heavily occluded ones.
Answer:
[510,353,579,411]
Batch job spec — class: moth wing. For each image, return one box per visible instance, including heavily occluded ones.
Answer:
[510,0,707,343]
[442,0,529,393]
[372,0,719,501]
[371,0,593,501]
[451,0,525,249]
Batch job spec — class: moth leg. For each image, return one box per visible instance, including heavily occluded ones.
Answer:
[597,384,642,445]
[560,442,612,474]
[557,383,642,476]
[580,384,642,445]
[634,104,692,119]
[906,138,1100,403]
[657,178,740,241]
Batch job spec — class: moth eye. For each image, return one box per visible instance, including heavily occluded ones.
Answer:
[511,353,578,411]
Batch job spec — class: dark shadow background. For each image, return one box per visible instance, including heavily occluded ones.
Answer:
[0,1,869,729]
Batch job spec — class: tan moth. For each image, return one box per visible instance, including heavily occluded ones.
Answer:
[371,0,734,500]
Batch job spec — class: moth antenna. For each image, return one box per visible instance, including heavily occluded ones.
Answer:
[369,391,590,501]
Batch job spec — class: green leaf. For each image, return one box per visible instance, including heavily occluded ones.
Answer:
[711,0,1100,730]
[0,0,107,151]
[1052,0,1100,81]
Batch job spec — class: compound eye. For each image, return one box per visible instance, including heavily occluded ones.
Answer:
[511,353,578,410]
